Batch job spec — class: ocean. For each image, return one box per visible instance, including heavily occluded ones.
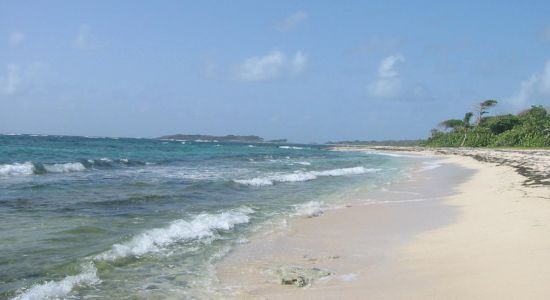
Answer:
[0,134,425,299]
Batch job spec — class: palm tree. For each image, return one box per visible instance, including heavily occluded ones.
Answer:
[460,112,473,146]
[475,99,498,125]
[439,119,463,131]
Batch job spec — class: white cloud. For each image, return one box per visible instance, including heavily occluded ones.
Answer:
[508,60,550,106]
[275,11,308,31]
[73,24,102,50]
[8,31,25,47]
[0,63,21,95]
[367,54,405,98]
[235,50,307,81]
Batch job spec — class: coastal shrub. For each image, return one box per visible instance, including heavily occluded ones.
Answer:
[518,105,548,121]
[424,104,550,148]
[481,114,521,135]
[461,127,494,147]
[424,129,463,147]
[491,129,521,147]
[493,120,550,147]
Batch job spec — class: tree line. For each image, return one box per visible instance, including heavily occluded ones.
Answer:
[423,100,550,147]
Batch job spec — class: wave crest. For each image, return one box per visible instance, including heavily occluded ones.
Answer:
[0,158,152,177]
[13,262,100,300]
[43,162,86,173]
[234,166,380,187]
[0,162,35,176]
[96,207,254,261]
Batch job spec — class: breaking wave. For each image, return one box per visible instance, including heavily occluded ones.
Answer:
[279,146,305,150]
[234,166,380,186]
[96,207,254,261]
[0,162,35,176]
[0,158,151,177]
[13,262,100,300]
[0,162,87,176]
[293,201,325,218]
[43,162,86,173]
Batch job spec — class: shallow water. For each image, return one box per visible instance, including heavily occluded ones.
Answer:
[0,135,422,299]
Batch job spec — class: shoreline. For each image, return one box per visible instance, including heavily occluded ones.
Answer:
[216,148,550,299]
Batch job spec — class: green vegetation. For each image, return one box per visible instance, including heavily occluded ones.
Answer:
[423,101,550,148]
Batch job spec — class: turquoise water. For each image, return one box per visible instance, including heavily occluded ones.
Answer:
[0,135,413,299]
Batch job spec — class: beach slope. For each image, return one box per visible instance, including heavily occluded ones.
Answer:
[217,149,550,299]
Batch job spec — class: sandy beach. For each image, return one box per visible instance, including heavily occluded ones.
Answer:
[217,148,550,299]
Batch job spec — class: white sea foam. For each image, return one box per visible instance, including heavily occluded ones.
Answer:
[279,146,304,150]
[293,201,325,218]
[0,162,35,176]
[338,273,358,282]
[362,198,434,205]
[43,162,86,173]
[419,161,441,171]
[364,151,418,158]
[13,262,100,300]
[234,177,274,186]
[96,207,254,261]
[313,167,377,177]
[294,161,311,166]
[234,167,380,187]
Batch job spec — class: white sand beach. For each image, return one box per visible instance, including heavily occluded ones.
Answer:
[216,148,550,299]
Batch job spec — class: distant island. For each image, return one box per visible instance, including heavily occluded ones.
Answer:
[159,134,287,143]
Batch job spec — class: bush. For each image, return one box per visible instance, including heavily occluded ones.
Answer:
[424,104,550,148]
[461,127,495,147]
[481,114,521,135]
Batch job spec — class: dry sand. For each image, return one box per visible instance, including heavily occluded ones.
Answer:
[216,149,550,299]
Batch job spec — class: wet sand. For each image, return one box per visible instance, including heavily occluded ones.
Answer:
[216,150,550,299]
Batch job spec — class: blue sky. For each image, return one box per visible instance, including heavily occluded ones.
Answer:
[1,1,550,142]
